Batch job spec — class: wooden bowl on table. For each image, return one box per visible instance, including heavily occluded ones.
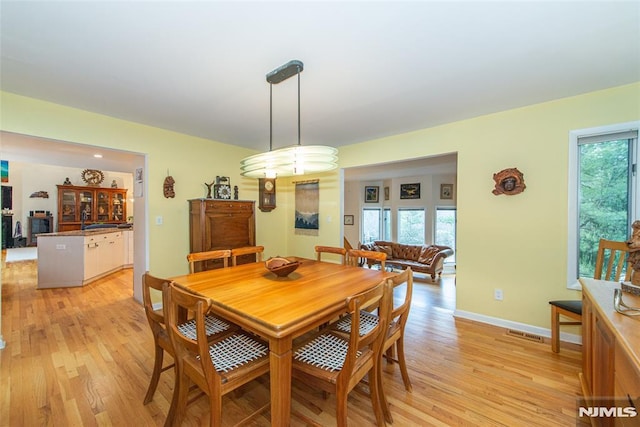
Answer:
[265,257,300,277]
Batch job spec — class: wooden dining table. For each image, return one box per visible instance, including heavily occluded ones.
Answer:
[169,257,395,426]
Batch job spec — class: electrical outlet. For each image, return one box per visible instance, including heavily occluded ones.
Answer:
[56,244,66,250]
[155,216,163,225]
[494,289,504,301]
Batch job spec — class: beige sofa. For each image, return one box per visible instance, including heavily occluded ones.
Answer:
[360,240,453,279]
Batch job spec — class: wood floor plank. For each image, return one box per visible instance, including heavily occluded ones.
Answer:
[1,255,587,426]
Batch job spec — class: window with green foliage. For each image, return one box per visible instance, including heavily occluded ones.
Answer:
[398,208,425,245]
[578,131,637,278]
[435,207,456,263]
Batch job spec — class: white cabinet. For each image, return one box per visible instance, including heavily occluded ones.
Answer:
[122,229,133,267]
[84,236,100,281]
[38,230,127,289]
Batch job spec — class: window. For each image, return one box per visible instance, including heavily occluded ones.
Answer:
[435,207,456,263]
[567,122,639,286]
[362,208,381,244]
[398,208,424,245]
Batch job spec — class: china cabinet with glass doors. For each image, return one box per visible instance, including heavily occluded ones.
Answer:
[57,185,128,231]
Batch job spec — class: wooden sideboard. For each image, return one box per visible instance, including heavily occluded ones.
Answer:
[188,199,256,272]
[580,278,640,426]
[57,185,128,231]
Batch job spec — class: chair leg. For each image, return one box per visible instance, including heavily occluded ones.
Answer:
[396,338,412,392]
[144,344,164,404]
[336,387,349,427]
[372,364,390,426]
[551,306,560,353]
[167,367,189,427]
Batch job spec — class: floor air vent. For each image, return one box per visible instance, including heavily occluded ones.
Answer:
[506,329,544,343]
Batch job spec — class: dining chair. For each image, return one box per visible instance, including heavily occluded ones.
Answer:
[347,248,387,271]
[141,272,235,406]
[186,249,231,273]
[164,282,270,426]
[292,279,392,427]
[230,245,264,266]
[330,268,414,423]
[549,238,630,353]
[315,245,347,265]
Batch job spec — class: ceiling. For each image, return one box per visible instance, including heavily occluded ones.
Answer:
[1,1,638,178]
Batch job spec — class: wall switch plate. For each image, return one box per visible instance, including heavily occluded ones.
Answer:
[494,289,504,301]
[155,216,163,225]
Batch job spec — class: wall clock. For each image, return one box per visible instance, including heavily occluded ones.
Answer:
[81,169,104,186]
[258,178,276,212]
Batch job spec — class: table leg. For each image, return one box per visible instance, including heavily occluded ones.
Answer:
[269,337,293,426]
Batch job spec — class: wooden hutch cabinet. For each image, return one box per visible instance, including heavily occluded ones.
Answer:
[189,199,256,272]
[57,185,128,231]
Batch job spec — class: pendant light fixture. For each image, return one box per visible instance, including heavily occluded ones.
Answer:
[240,60,338,178]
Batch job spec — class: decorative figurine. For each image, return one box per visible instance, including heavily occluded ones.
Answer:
[205,181,214,199]
[163,175,175,198]
[626,220,640,285]
[63,177,72,185]
[492,167,526,196]
[111,179,118,188]
[234,185,239,200]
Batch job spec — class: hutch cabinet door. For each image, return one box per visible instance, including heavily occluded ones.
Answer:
[60,188,77,224]
[189,199,256,272]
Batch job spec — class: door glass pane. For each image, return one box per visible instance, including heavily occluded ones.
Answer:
[362,208,381,244]
[578,138,631,278]
[398,209,424,245]
[435,208,456,263]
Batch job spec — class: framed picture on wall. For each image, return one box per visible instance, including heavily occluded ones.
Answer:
[440,183,453,199]
[364,186,379,203]
[400,183,420,199]
[344,214,354,225]
[384,186,390,201]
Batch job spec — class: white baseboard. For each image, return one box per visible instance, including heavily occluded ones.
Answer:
[453,309,582,346]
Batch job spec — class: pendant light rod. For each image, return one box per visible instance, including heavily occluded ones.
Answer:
[297,70,301,146]
[269,82,273,152]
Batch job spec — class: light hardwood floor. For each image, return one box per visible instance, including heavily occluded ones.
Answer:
[1,256,587,426]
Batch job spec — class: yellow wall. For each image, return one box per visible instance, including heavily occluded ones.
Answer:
[2,83,639,332]
[335,82,640,329]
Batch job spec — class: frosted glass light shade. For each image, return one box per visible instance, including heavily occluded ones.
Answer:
[240,145,338,178]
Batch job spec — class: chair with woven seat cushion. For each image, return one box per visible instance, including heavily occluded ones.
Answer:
[141,272,235,406]
[230,245,264,266]
[315,245,347,265]
[164,282,270,426]
[549,238,630,353]
[347,248,387,270]
[186,249,231,273]
[331,268,414,423]
[292,279,392,427]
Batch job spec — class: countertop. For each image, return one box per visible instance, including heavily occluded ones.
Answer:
[38,227,133,238]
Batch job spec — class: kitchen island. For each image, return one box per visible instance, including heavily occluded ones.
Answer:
[37,227,133,289]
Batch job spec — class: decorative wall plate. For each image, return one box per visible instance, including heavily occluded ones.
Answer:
[81,169,105,186]
[492,168,526,196]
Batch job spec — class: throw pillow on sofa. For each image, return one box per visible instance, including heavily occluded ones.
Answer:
[418,246,440,264]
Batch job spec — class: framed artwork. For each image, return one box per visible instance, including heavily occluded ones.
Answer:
[384,186,390,201]
[440,183,453,199]
[364,186,379,203]
[344,214,354,225]
[400,183,420,199]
